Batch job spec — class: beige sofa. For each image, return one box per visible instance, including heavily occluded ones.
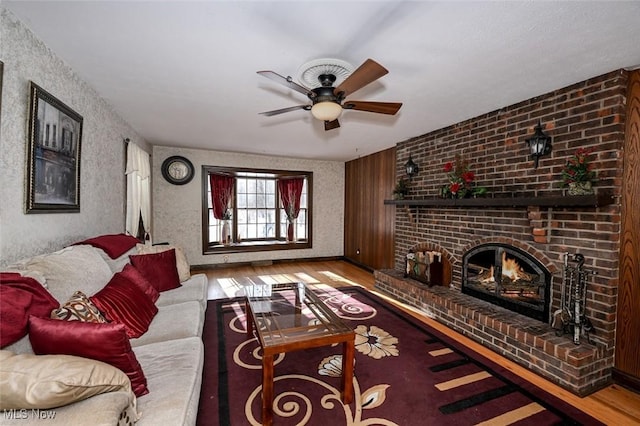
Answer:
[0,243,208,426]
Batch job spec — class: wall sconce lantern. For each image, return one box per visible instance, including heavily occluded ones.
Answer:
[405,155,419,179]
[526,121,552,169]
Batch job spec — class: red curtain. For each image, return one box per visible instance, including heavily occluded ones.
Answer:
[278,177,304,241]
[278,177,304,220]
[209,173,234,220]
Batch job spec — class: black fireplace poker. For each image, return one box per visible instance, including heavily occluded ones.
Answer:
[553,252,597,344]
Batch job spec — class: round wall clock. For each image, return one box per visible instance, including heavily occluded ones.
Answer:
[161,156,194,185]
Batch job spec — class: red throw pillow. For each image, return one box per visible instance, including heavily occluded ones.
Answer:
[73,233,140,259]
[28,316,148,396]
[90,273,158,338]
[120,264,159,303]
[0,273,59,348]
[129,249,181,292]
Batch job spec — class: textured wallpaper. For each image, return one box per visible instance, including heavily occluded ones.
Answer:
[0,9,147,266]
[0,7,345,268]
[153,146,345,267]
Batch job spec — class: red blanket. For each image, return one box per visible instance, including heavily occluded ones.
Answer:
[0,273,59,348]
[73,233,140,259]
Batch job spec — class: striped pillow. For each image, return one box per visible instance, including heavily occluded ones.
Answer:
[90,273,158,338]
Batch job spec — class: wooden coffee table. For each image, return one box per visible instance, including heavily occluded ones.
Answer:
[244,280,355,426]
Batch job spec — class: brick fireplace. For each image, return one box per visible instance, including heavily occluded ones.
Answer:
[375,69,626,396]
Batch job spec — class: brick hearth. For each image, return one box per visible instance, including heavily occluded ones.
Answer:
[375,269,608,396]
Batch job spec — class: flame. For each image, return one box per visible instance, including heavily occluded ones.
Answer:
[478,252,526,283]
[501,252,526,281]
[480,265,495,283]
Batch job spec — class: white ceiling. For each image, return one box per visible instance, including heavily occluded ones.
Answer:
[5,1,640,161]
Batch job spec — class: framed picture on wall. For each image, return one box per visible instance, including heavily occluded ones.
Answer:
[25,82,83,213]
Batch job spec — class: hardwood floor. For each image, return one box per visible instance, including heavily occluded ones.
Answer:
[200,260,640,425]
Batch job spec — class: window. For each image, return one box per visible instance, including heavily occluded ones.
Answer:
[202,166,312,254]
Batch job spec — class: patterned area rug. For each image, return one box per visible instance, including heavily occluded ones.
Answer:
[197,287,601,425]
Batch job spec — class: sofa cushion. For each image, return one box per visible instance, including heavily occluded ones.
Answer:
[0,273,59,348]
[0,350,133,410]
[135,243,191,282]
[51,290,107,323]
[155,273,208,309]
[19,245,113,303]
[120,264,159,303]
[90,273,158,338]
[129,249,181,292]
[130,301,203,347]
[133,337,203,426]
[3,335,34,356]
[28,317,148,397]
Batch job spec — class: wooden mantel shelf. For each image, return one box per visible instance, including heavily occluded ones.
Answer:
[384,192,615,208]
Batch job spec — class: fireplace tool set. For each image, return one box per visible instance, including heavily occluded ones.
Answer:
[552,253,596,344]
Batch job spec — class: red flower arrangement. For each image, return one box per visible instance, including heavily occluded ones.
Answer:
[561,147,596,185]
[441,155,486,198]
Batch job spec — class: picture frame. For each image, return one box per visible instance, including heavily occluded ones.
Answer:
[25,82,83,213]
[0,61,4,129]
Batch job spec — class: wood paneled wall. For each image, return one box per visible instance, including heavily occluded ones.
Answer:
[344,147,396,270]
[614,69,640,390]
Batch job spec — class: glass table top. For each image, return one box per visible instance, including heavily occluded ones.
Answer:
[244,281,353,348]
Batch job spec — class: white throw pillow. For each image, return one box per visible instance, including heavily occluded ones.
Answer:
[0,350,135,410]
[20,245,113,303]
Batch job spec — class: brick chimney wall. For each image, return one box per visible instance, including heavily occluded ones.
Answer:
[393,69,626,353]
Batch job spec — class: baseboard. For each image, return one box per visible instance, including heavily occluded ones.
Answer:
[612,368,640,393]
[342,256,375,272]
[191,255,344,271]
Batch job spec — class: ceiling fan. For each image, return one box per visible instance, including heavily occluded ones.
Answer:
[257,58,402,131]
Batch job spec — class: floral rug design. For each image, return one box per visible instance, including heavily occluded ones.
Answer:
[197,287,602,426]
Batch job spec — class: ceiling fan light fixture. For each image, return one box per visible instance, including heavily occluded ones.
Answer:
[311,101,342,122]
[258,58,400,131]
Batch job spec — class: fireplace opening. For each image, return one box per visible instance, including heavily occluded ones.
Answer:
[462,244,551,322]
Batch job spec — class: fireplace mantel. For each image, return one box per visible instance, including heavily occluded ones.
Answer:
[384,192,615,208]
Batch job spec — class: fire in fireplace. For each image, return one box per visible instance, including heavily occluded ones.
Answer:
[462,244,551,322]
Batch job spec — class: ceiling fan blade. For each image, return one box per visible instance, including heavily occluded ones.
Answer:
[334,59,388,98]
[257,71,314,98]
[343,101,402,115]
[324,119,340,131]
[259,105,310,116]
